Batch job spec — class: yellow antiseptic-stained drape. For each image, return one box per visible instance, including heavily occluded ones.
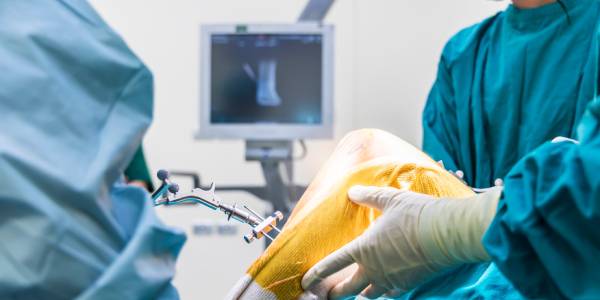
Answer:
[243,129,474,299]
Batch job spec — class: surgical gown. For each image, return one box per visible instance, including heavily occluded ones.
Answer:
[0,0,185,299]
[415,0,600,298]
[483,22,600,300]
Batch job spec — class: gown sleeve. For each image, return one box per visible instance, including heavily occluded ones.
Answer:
[483,28,600,300]
[422,54,461,173]
[125,146,155,191]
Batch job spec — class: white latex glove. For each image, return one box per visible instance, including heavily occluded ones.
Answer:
[301,185,502,299]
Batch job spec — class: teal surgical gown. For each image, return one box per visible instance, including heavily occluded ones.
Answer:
[483,24,600,300]
[0,0,185,299]
[413,0,600,299]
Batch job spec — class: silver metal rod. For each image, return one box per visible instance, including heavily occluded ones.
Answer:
[220,204,262,227]
[270,225,281,233]
[262,231,274,241]
[243,205,265,221]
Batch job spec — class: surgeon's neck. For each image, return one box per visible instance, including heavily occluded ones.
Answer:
[512,0,556,8]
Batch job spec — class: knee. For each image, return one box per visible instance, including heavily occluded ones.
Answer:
[340,128,391,144]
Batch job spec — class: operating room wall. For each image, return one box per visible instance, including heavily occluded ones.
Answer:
[353,1,506,144]
[89,1,505,298]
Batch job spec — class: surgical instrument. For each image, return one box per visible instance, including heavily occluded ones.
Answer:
[152,170,284,243]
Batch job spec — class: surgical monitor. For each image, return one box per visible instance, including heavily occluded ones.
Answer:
[198,23,333,140]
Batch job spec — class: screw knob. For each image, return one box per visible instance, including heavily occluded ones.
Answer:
[168,182,180,194]
[157,169,169,181]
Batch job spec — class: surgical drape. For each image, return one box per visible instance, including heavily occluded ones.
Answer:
[227,129,476,300]
[0,0,185,299]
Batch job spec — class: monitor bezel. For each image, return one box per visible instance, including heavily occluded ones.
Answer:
[197,23,334,140]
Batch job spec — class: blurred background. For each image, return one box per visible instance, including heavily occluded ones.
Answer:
[89,1,506,298]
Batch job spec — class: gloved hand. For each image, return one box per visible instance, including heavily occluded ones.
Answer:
[301,185,502,299]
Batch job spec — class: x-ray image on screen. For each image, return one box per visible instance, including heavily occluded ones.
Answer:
[242,58,282,107]
[210,34,323,124]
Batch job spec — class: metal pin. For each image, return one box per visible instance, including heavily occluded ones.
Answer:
[261,231,274,241]
[243,205,265,221]
[270,225,281,233]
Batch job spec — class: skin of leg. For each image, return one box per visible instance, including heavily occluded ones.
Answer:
[235,129,474,299]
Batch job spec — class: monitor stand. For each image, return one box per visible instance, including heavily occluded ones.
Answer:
[298,0,335,22]
[244,140,305,246]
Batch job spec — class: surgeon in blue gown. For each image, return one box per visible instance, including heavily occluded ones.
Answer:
[413,0,600,298]
[0,1,185,299]
[302,0,600,299]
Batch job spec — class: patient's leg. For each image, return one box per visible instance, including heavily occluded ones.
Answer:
[227,129,473,300]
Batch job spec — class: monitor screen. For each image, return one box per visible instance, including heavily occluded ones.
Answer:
[210,34,323,125]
